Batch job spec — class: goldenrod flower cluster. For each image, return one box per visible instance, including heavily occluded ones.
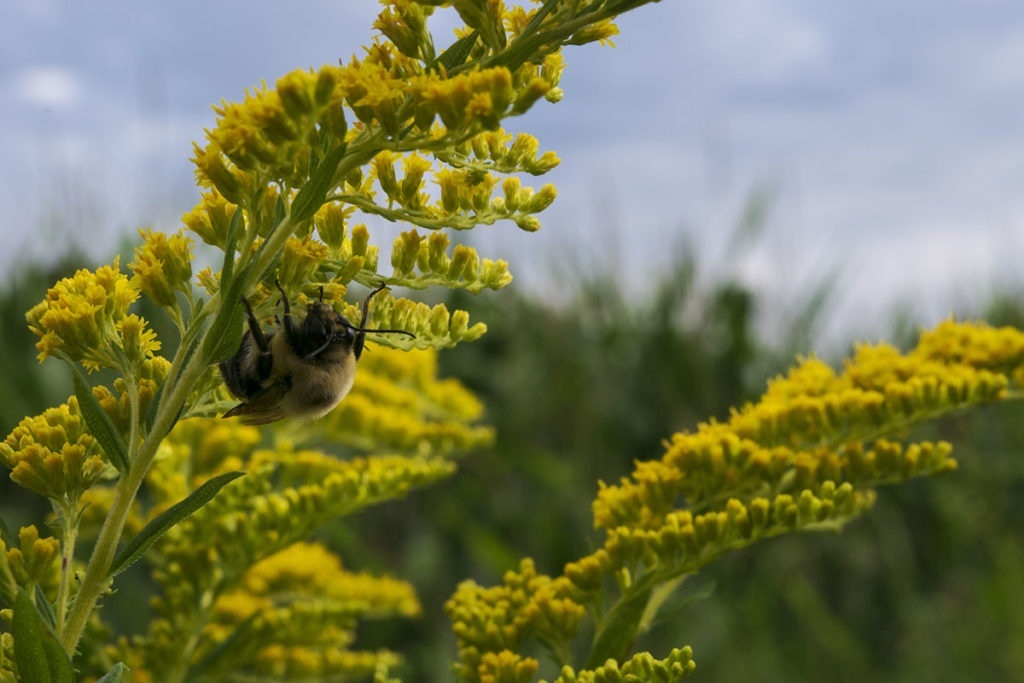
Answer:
[445,320,1024,682]
[0,398,107,502]
[553,648,696,683]
[318,347,494,454]
[129,228,194,309]
[595,321,1017,532]
[448,559,587,681]
[105,355,475,681]
[185,542,419,679]
[25,259,157,371]
[0,527,59,602]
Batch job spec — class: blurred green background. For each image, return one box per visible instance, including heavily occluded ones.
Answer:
[1,202,1022,682]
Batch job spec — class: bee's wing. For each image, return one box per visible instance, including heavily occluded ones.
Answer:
[221,381,289,425]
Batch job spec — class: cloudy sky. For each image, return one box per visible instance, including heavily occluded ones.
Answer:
[3,1,1024,346]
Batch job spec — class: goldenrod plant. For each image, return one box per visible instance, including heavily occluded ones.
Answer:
[1,1,1022,682]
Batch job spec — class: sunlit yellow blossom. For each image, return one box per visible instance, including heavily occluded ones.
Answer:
[117,314,162,368]
[182,190,238,248]
[592,321,1016,531]
[220,542,419,620]
[129,228,194,308]
[1,398,107,500]
[313,201,355,251]
[4,526,60,588]
[553,648,696,683]
[253,645,400,680]
[477,650,538,683]
[26,258,139,370]
[83,358,169,443]
[411,67,513,132]
[374,1,434,59]
[339,60,408,133]
[446,558,588,681]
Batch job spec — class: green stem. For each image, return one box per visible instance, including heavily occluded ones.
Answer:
[59,335,214,653]
[54,500,79,638]
[60,459,141,652]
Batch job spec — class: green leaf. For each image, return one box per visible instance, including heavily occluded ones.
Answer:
[144,377,166,434]
[200,281,247,365]
[13,588,74,683]
[12,590,49,683]
[435,31,479,71]
[69,361,130,473]
[96,663,130,683]
[520,0,559,36]
[291,143,348,223]
[109,471,245,577]
[39,626,75,683]
[586,586,652,670]
[220,206,245,290]
[33,584,57,631]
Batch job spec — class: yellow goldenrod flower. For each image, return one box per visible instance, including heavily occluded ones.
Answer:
[1,398,107,501]
[182,190,238,248]
[313,201,355,251]
[553,648,696,683]
[26,258,139,371]
[477,650,539,683]
[592,321,1017,532]
[375,1,434,60]
[129,228,194,308]
[446,558,586,680]
[277,236,331,291]
[4,526,60,588]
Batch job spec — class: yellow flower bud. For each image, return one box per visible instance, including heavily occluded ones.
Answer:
[276,71,315,119]
[314,202,348,251]
[277,237,330,291]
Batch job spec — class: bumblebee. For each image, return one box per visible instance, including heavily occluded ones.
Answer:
[219,282,413,425]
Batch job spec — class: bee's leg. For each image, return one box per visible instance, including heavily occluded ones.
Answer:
[241,296,270,352]
[240,296,275,383]
[275,280,297,340]
[353,283,388,360]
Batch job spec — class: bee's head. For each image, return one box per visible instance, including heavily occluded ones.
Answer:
[300,302,357,358]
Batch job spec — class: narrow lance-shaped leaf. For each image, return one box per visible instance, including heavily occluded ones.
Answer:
[435,31,479,72]
[144,376,167,434]
[586,586,653,670]
[200,289,246,366]
[12,590,49,683]
[109,471,245,577]
[39,623,75,683]
[291,142,348,223]
[220,205,245,289]
[68,359,130,473]
[13,588,74,683]
[34,584,57,631]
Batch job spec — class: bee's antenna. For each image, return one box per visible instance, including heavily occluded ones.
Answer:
[349,282,415,339]
[359,328,416,338]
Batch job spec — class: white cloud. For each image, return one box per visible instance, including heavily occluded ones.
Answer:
[12,66,81,108]
[2,1,1024,343]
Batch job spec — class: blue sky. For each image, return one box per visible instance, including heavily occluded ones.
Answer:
[3,1,1024,346]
